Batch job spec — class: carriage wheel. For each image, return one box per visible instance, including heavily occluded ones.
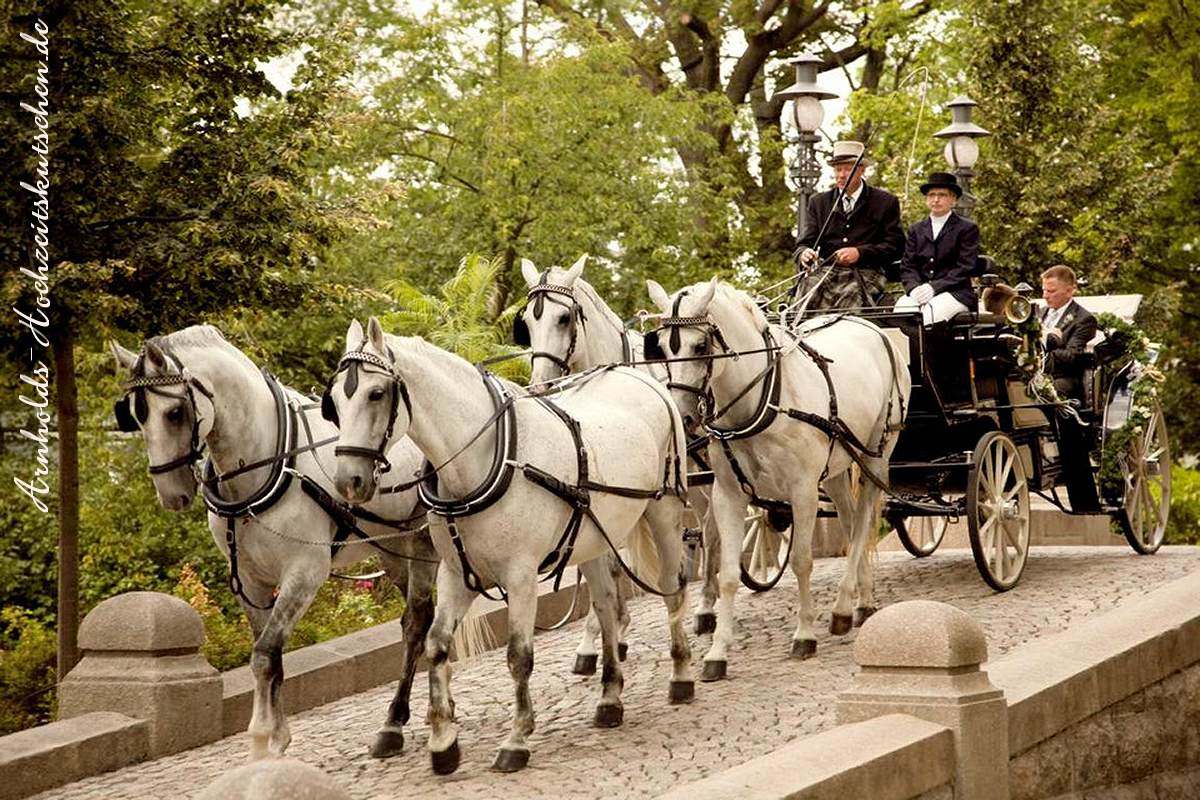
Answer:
[966,432,1031,591]
[892,515,950,558]
[739,508,794,592]
[1118,403,1171,555]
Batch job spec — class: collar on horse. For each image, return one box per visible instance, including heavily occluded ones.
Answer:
[513,271,588,376]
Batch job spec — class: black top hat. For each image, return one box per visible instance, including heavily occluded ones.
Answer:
[920,171,963,197]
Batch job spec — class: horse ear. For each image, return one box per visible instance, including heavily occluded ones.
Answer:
[520,258,540,288]
[109,340,138,373]
[366,317,387,355]
[563,254,587,285]
[345,319,365,352]
[145,341,167,369]
[692,276,719,313]
[646,279,671,313]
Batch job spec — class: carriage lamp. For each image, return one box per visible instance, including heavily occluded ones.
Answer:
[934,95,990,219]
[774,54,837,236]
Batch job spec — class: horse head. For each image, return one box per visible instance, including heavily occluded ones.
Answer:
[110,336,216,511]
[328,317,412,504]
[516,254,588,386]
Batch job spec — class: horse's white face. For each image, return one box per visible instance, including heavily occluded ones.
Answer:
[645,277,721,429]
[331,318,412,504]
[111,340,210,511]
[519,256,587,386]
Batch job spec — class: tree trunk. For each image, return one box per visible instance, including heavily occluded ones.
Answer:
[54,327,80,680]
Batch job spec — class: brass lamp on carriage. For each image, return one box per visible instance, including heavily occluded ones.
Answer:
[773,54,837,237]
[934,95,990,219]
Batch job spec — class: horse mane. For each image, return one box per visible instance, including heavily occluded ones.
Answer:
[149,324,257,374]
[714,281,768,329]
[573,278,627,331]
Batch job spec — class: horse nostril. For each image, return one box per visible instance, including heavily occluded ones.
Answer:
[351,475,363,492]
[178,494,191,509]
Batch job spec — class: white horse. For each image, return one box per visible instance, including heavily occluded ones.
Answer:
[327,318,694,775]
[644,278,911,676]
[110,326,438,761]
[516,255,722,639]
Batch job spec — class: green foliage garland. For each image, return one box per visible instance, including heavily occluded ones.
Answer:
[1095,312,1162,499]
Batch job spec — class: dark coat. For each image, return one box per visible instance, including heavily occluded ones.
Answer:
[899,212,979,309]
[797,183,905,276]
[1041,299,1098,400]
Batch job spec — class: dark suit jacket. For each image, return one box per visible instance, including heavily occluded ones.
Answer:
[797,183,905,275]
[1041,299,1098,399]
[899,212,979,310]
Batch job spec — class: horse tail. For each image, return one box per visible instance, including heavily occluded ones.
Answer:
[451,610,498,664]
[624,518,663,598]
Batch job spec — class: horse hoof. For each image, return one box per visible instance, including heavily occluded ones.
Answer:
[369,728,404,759]
[618,642,629,661]
[854,606,877,627]
[830,613,853,636]
[701,660,727,682]
[431,739,461,775]
[694,612,717,635]
[593,703,624,728]
[572,653,598,676]
[790,639,817,660]
[669,680,695,705]
[492,747,530,773]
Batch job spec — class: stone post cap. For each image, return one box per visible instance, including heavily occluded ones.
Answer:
[854,600,987,669]
[78,591,204,652]
[196,759,351,800]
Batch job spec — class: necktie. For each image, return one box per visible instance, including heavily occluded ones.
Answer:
[843,196,854,214]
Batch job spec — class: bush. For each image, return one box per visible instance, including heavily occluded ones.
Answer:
[0,608,57,735]
[1166,465,1200,545]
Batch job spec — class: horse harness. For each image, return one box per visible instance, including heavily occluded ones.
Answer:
[118,351,426,612]
[513,272,634,376]
[647,305,906,513]
[354,361,689,602]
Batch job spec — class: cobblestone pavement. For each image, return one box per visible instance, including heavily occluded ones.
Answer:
[38,546,1200,800]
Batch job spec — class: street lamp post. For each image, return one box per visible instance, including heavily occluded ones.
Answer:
[933,95,990,219]
[774,55,837,237]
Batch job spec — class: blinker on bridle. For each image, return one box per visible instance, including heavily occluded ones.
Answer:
[114,351,215,476]
[322,348,412,476]
[512,271,586,377]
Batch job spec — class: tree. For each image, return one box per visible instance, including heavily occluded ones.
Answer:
[0,0,377,675]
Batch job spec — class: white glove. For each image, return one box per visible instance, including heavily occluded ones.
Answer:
[798,247,819,267]
[911,283,935,305]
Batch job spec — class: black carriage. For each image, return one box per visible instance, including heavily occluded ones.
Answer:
[860,287,1170,590]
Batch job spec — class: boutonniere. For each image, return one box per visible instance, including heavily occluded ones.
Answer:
[1064,314,1075,325]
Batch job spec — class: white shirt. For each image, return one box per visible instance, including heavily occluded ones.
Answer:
[929,211,951,240]
[1044,302,1070,330]
[842,182,865,213]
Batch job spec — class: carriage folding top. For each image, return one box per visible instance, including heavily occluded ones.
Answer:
[783,290,1170,592]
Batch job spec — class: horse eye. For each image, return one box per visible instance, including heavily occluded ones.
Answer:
[693,341,709,355]
[368,388,386,402]
[557,312,571,327]
[166,406,184,423]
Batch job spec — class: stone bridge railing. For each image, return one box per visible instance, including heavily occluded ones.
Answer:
[3,568,1199,799]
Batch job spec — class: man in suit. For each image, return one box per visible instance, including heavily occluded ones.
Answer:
[894,172,979,325]
[1040,264,1098,400]
[794,140,905,309]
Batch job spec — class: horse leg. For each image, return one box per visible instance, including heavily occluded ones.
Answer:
[853,457,887,627]
[425,565,477,775]
[694,491,719,635]
[787,476,822,659]
[573,600,602,676]
[245,565,323,759]
[702,479,744,681]
[370,553,436,759]
[493,573,537,772]
[644,497,693,702]
[824,471,859,636]
[615,564,632,662]
[579,558,624,728]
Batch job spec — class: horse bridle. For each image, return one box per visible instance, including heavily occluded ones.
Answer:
[513,273,587,377]
[321,348,412,475]
[114,351,215,476]
[644,292,729,418]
